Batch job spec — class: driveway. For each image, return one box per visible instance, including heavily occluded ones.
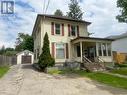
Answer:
[0,64,127,95]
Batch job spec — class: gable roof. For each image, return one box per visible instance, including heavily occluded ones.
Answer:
[107,32,127,40]
[16,50,34,56]
[32,14,91,36]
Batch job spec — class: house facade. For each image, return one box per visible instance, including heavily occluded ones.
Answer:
[109,32,127,53]
[32,14,113,63]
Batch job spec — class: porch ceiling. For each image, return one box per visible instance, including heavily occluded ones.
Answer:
[71,37,114,44]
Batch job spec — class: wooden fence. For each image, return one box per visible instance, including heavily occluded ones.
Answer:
[113,51,127,64]
[0,55,17,66]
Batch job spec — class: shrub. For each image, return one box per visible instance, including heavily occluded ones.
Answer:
[38,33,55,72]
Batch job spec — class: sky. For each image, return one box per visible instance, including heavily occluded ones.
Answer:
[0,0,127,48]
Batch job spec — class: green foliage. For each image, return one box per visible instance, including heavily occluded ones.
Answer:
[0,47,16,56]
[0,66,9,78]
[4,51,17,56]
[15,33,34,52]
[0,45,5,55]
[67,0,83,20]
[111,68,127,76]
[54,9,63,16]
[38,33,55,70]
[23,36,34,52]
[116,0,127,23]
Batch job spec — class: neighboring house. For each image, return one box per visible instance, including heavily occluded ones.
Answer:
[108,32,127,53]
[16,50,34,64]
[32,14,113,64]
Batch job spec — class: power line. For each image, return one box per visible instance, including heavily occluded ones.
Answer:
[43,0,46,14]
[45,0,50,14]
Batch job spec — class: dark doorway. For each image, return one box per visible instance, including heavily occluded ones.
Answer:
[76,45,81,57]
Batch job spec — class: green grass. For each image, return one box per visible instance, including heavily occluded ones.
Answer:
[111,68,127,76]
[115,63,127,68]
[0,66,9,78]
[48,69,127,89]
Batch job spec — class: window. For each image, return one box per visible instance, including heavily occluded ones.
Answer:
[102,43,107,56]
[56,43,65,59]
[98,43,102,56]
[55,23,61,35]
[34,50,36,59]
[71,25,77,36]
[107,43,111,56]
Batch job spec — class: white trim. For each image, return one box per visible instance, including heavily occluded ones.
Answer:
[80,42,83,62]
[70,25,77,37]
[16,50,34,56]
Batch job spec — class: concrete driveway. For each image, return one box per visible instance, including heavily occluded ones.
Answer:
[0,64,127,95]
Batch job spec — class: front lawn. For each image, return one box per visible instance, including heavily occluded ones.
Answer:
[48,69,127,89]
[111,68,127,76]
[0,66,9,78]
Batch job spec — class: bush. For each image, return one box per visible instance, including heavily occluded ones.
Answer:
[38,33,55,72]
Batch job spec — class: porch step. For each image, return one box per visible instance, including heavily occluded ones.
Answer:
[83,63,106,72]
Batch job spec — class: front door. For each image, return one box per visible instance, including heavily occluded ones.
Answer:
[83,46,96,62]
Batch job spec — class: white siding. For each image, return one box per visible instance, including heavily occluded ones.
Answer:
[112,37,127,53]
[17,52,34,64]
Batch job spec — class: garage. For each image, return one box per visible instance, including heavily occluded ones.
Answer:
[21,56,32,64]
[16,50,34,64]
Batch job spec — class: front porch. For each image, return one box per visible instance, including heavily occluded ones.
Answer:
[71,37,113,63]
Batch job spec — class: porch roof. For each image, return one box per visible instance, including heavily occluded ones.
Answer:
[71,37,114,43]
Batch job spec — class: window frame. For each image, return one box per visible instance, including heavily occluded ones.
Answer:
[55,43,66,59]
[70,25,77,36]
[54,23,61,35]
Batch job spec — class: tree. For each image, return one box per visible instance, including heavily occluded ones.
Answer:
[23,36,34,52]
[116,0,127,23]
[38,32,55,72]
[67,0,83,20]
[0,46,16,56]
[54,9,63,16]
[0,45,5,55]
[15,33,34,52]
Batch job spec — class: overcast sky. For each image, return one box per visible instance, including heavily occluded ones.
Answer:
[0,0,127,48]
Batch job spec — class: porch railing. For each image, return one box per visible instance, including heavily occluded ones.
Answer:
[82,55,93,64]
[96,56,105,63]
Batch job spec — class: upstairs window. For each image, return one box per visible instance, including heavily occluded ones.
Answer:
[71,25,77,36]
[55,23,61,35]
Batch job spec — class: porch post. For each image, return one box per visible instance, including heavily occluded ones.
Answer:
[80,41,83,62]
[96,42,99,56]
[106,43,108,56]
[101,43,104,56]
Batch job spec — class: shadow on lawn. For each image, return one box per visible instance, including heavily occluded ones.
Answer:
[49,70,127,94]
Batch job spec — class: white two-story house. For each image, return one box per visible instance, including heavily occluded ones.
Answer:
[32,14,113,63]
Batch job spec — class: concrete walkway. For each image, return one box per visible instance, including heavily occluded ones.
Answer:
[0,64,127,95]
[104,72,127,79]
